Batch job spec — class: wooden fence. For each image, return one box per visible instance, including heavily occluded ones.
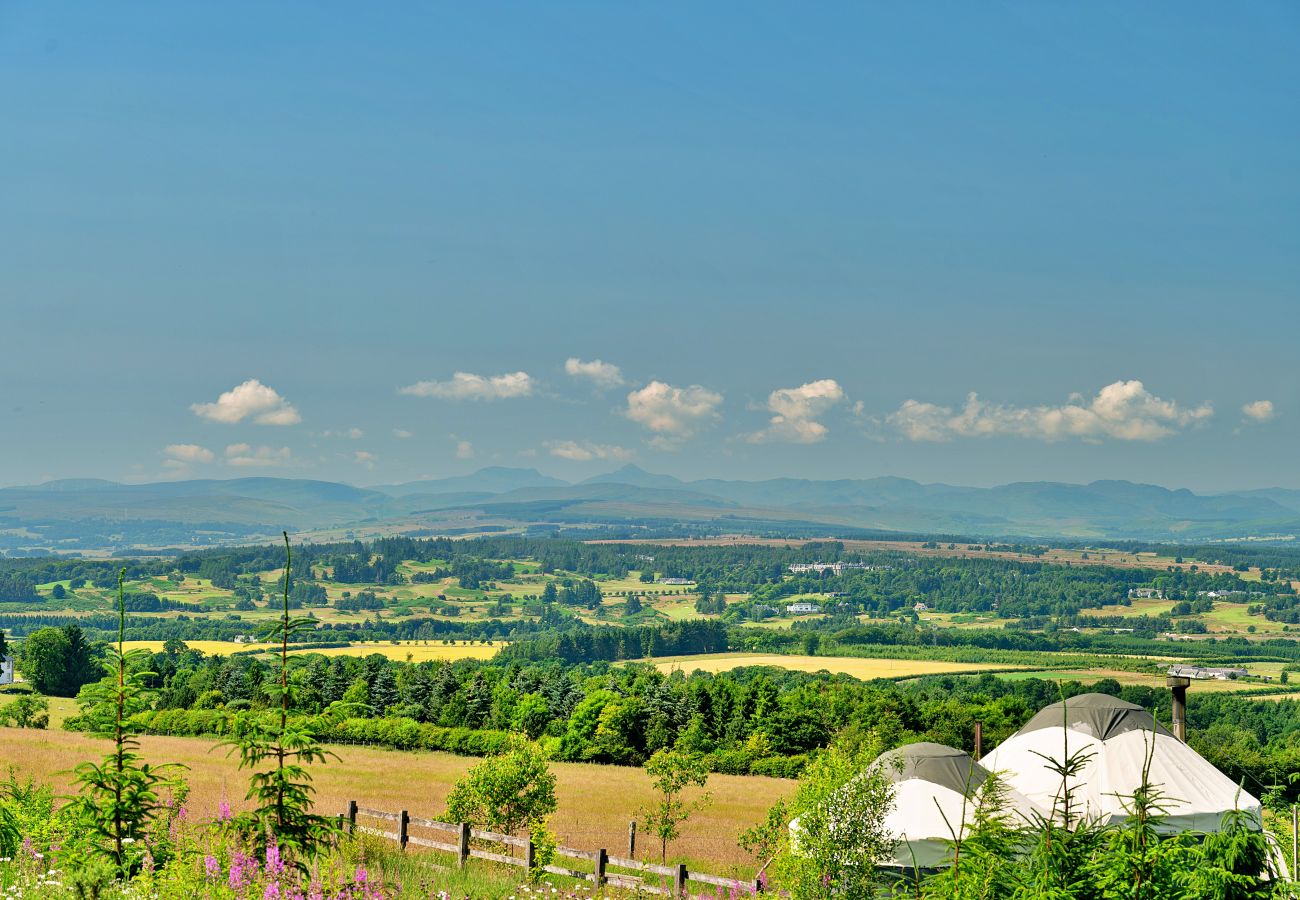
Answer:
[343,800,761,896]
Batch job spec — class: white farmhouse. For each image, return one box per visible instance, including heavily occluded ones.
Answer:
[786,601,821,614]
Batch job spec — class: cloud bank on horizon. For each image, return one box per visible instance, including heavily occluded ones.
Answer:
[144,366,1278,484]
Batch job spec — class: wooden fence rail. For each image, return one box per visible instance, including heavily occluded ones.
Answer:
[344,801,761,896]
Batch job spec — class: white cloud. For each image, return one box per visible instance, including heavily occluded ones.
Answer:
[545,440,635,462]
[392,428,414,439]
[354,450,378,470]
[399,371,533,401]
[191,379,301,425]
[624,381,723,446]
[746,378,846,444]
[1241,400,1276,423]
[225,443,294,467]
[455,440,475,459]
[888,380,1213,443]
[564,358,625,388]
[163,443,215,464]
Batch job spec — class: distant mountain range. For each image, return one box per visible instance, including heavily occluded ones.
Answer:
[3,464,1299,554]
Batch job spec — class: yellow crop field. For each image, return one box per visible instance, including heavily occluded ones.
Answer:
[123,640,257,656]
[122,640,504,662]
[286,641,504,662]
[649,652,1025,679]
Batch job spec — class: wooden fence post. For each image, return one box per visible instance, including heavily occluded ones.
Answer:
[627,820,636,858]
[674,863,687,897]
[398,810,409,851]
[457,822,471,868]
[525,837,536,874]
[347,800,357,835]
[595,848,607,887]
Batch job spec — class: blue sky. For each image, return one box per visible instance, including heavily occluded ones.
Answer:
[1,2,1297,491]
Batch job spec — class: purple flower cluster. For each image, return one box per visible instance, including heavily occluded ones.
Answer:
[228,848,259,890]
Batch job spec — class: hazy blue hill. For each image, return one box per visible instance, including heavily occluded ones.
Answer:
[0,477,389,530]
[1223,488,1300,515]
[5,470,1300,551]
[19,478,125,492]
[579,464,686,490]
[471,482,736,509]
[376,467,569,496]
[688,475,957,508]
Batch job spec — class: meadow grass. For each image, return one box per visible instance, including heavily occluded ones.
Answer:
[0,728,789,873]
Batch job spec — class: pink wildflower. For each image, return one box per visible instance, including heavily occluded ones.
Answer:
[229,849,258,890]
[266,843,284,877]
[205,855,221,881]
[218,800,233,822]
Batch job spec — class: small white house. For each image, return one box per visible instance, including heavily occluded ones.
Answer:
[655,577,694,586]
[0,655,14,686]
[913,602,929,612]
[786,602,821,615]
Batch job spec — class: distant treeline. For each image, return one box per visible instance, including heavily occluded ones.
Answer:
[496,620,730,663]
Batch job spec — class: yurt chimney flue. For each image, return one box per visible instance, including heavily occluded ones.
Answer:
[974,721,983,758]
[1167,675,1190,742]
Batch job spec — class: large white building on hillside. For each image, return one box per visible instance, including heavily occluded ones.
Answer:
[788,562,876,576]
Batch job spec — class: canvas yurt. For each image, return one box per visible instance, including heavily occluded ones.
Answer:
[981,693,1261,833]
[868,742,1041,868]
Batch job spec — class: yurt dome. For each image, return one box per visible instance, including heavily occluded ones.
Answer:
[868,742,1041,869]
[981,693,1261,834]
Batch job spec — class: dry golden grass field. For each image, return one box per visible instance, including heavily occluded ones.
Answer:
[649,652,1026,679]
[286,641,504,662]
[999,666,1295,694]
[122,640,504,662]
[0,728,788,873]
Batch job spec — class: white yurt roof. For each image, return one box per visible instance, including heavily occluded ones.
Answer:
[981,693,1260,834]
[869,742,1041,868]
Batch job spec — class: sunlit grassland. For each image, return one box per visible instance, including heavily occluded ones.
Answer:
[915,610,1017,629]
[1201,602,1287,633]
[121,639,504,662]
[0,686,79,728]
[1074,597,1178,618]
[0,728,788,872]
[1071,596,1290,635]
[648,652,1028,679]
[123,639,262,656]
[285,640,504,662]
[995,666,1294,694]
